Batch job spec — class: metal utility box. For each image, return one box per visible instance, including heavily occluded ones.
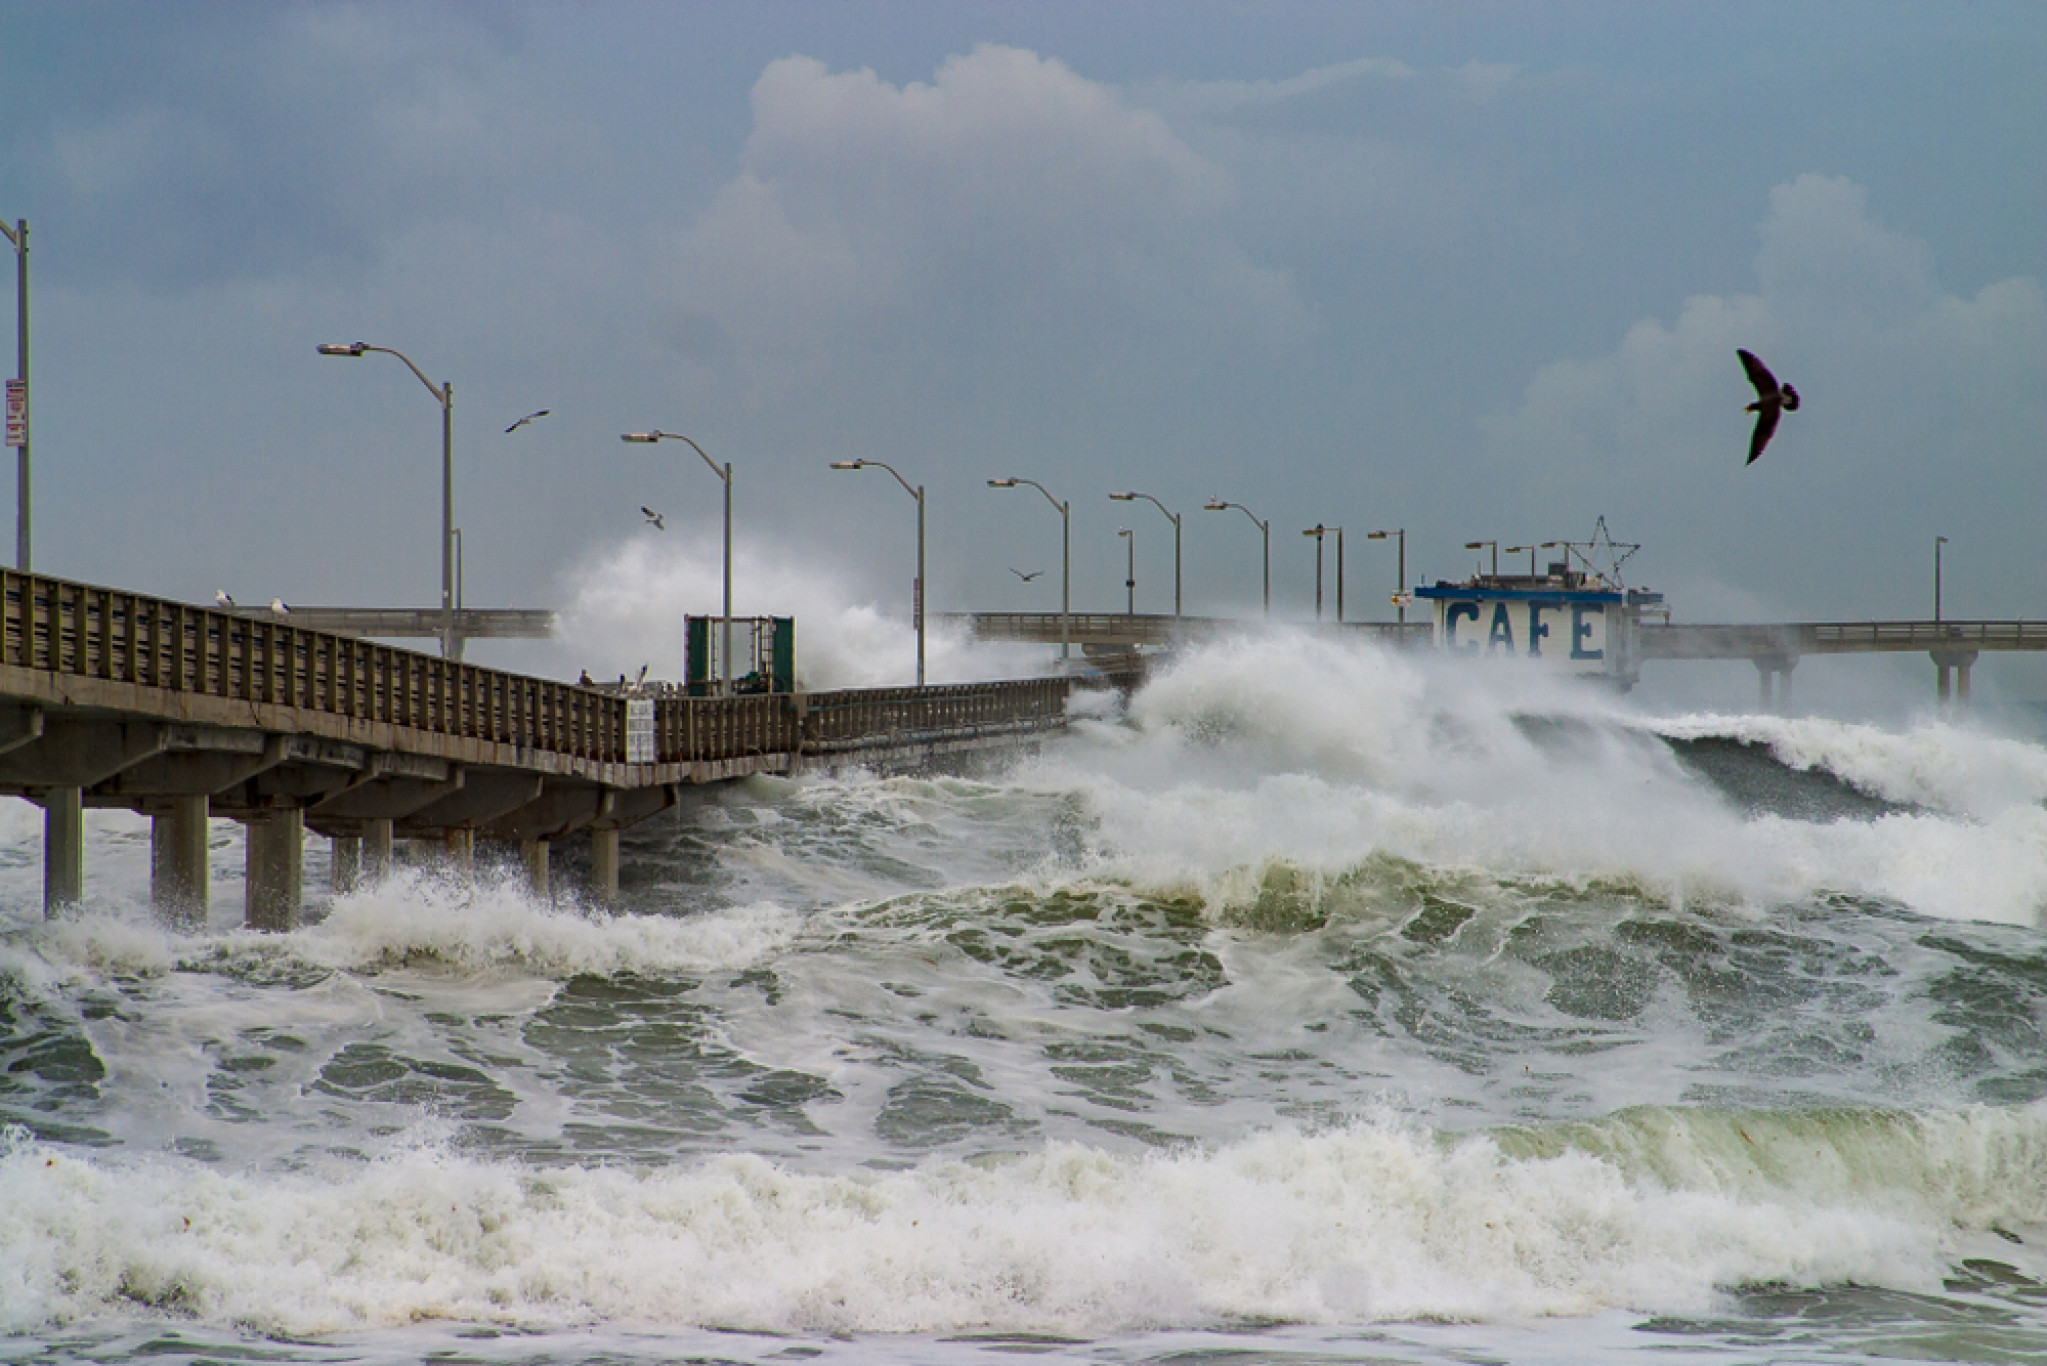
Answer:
[686,615,795,695]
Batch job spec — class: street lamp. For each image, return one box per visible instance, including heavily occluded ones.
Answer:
[1367,528,1406,624]
[1206,498,1270,617]
[1506,544,1541,578]
[1464,540,1499,578]
[989,477,1070,663]
[1109,491,1181,616]
[318,340,459,657]
[1118,527,1135,615]
[1303,525,1345,623]
[1936,535,1949,623]
[624,431,734,694]
[2,217,27,571]
[832,459,926,686]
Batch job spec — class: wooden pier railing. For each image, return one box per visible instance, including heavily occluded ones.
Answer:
[0,571,1074,779]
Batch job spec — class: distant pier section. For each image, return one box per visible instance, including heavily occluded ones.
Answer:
[963,605,2043,704]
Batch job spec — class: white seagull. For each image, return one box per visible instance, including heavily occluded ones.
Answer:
[505,409,550,434]
[214,590,235,609]
[270,598,291,617]
[641,506,666,530]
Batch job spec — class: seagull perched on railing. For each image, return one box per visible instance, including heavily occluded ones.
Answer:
[504,409,550,434]
[641,506,665,530]
[1010,567,1043,582]
[1738,349,1800,465]
[214,590,234,609]
[270,598,291,617]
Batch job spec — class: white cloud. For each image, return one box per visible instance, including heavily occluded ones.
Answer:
[1479,175,2047,615]
[1168,56,1416,113]
[664,45,1306,421]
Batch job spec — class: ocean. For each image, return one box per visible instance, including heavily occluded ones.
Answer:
[6,628,2047,1365]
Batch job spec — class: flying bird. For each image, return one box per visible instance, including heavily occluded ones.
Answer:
[641,506,666,530]
[1738,349,1800,465]
[269,598,291,617]
[214,590,234,609]
[504,409,550,434]
[1010,568,1043,582]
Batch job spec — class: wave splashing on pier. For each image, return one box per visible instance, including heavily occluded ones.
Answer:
[7,629,2047,1365]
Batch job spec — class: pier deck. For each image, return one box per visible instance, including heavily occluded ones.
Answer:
[1,571,1070,926]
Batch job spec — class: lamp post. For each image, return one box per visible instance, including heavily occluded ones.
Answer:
[989,477,1070,663]
[1935,535,1948,623]
[1118,527,1135,614]
[2,217,26,570]
[453,527,464,609]
[624,431,733,694]
[1303,525,1345,623]
[1109,491,1181,617]
[318,341,458,657]
[1206,498,1270,617]
[1506,544,1541,578]
[832,459,926,686]
[1464,539,1499,578]
[1368,528,1406,624]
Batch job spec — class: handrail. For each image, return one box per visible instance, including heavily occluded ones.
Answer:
[0,570,1075,774]
[0,569,626,761]
[1638,619,2047,658]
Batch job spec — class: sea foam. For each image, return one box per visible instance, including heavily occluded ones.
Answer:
[4,1104,2042,1337]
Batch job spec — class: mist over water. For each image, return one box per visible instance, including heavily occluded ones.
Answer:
[544,536,1049,688]
[6,613,2047,1365]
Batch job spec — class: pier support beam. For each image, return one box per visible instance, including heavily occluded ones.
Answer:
[520,838,549,898]
[442,827,475,880]
[363,818,394,880]
[1752,655,1797,713]
[244,809,303,932]
[589,828,620,903]
[330,835,361,894]
[1932,648,1978,710]
[43,786,83,914]
[150,794,209,928]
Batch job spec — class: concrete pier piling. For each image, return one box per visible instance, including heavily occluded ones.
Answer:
[442,827,475,879]
[364,819,394,879]
[521,838,549,897]
[150,794,209,926]
[244,808,303,932]
[1932,648,1977,709]
[330,834,361,893]
[1753,656,1796,712]
[42,785,82,912]
[590,828,620,903]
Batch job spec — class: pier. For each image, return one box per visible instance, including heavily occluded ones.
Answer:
[0,570,1068,927]
[963,610,2044,703]
[13,570,2037,932]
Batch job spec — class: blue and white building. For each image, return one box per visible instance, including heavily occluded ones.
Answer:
[1414,561,1665,688]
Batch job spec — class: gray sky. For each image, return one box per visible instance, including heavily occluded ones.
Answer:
[3,2,2043,691]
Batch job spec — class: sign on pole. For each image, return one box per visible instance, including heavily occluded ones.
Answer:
[3,379,22,448]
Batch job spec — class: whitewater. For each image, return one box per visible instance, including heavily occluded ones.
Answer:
[6,595,2047,1363]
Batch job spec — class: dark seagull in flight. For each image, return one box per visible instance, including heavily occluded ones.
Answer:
[504,409,550,434]
[1010,567,1043,582]
[1738,349,1800,465]
[641,506,666,530]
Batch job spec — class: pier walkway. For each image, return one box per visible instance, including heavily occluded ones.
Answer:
[962,610,2039,704]
[0,571,1069,928]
